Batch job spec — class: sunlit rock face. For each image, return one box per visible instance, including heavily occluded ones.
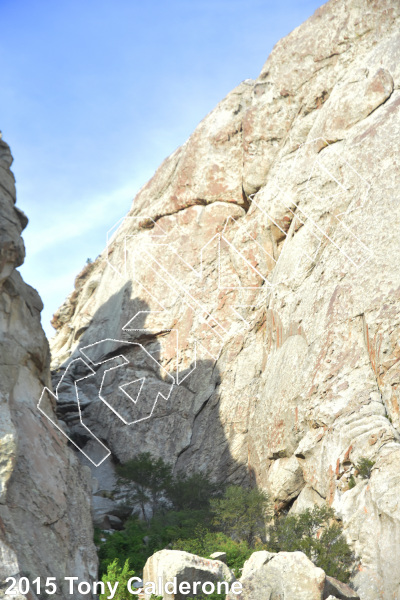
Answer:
[0,136,98,600]
[50,1,400,598]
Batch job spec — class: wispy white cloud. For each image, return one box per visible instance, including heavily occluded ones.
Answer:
[23,181,142,257]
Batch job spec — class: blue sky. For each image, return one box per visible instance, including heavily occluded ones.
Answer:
[0,0,323,338]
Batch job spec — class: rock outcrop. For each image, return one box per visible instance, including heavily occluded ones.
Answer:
[142,550,236,600]
[49,1,400,598]
[143,549,359,600]
[324,575,361,600]
[0,136,97,599]
[228,550,326,600]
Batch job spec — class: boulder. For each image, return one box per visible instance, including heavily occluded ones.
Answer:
[210,551,227,563]
[266,456,304,509]
[92,495,118,528]
[143,549,236,600]
[228,550,325,600]
[290,485,325,514]
[324,575,360,600]
[103,514,123,531]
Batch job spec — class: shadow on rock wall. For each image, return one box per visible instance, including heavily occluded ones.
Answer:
[50,280,249,493]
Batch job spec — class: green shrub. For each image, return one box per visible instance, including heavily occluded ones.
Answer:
[173,529,255,577]
[267,506,355,582]
[313,522,355,582]
[146,509,213,552]
[210,485,271,547]
[166,470,222,511]
[101,454,355,586]
[100,456,222,576]
[100,559,135,600]
[97,518,148,576]
[97,509,214,576]
[116,455,221,520]
[355,457,375,479]
[348,475,356,489]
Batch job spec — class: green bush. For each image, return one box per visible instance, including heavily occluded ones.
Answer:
[348,475,356,489]
[267,506,355,582]
[99,456,223,576]
[312,522,355,582]
[116,453,173,521]
[100,559,135,600]
[173,529,255,576]
[96,508,216,577]
[166,470,222,511]
[210,485,271,547]
[99,454,355,587]
[97,518,148,576]
[147,509,213,550]
[97,496,217,576]
[115,455,222,521]
[355,457,375,479]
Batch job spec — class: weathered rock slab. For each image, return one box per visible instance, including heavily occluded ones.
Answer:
[228,550,325,600]
[324,575,360,600]
[143,549,236,600]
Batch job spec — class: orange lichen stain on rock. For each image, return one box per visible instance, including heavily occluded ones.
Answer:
[245,247,260,270]
[264,309,307,354]
[267,416,286,454]
[208,180,229,199]
[336,380,349,392]
[275,215,293,233]
[327,465,336,505]
[343,445,353,462]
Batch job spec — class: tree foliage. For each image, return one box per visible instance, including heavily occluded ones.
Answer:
[267,506,355,582]
[355,457,375,479]
[97,518,148,576]
[348,474,356,489]
[173,528,255,577]
[100,559,135,600]
[210,485,271,547]
[116,452,172,520]
[99,454,356,586]
[99,458,222,576]
[166,470,221,511]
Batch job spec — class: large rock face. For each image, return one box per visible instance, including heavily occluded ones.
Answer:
[50,1,400,598]
[0,136,97,599]
[228,550,326,600]
[143,550,236,600]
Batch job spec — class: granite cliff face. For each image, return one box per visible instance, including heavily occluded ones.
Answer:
[50,1,400,598]
[0,137,97,599]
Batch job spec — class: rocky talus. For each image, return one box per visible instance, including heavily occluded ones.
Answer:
[50,0,400,598]
[0,136,97,599]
